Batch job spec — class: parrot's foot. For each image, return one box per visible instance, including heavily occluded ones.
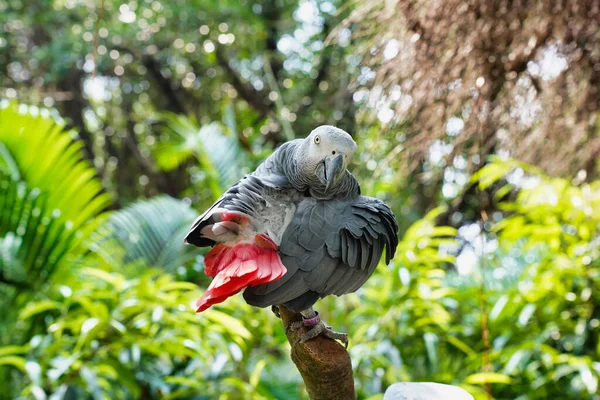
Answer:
[271,305,281,318]
[296,321,349,348]
[287,310,348,348]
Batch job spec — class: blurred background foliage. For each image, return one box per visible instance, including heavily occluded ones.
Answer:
[0,0,599,399]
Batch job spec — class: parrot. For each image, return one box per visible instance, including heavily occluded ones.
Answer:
[184,125,398,346]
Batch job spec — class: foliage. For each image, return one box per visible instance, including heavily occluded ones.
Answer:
[0,0,356,204]
[0,108,301,399]
[0,104,111,289]
[2,104,600,398]
[154,113,247,196]
[477,158,600,399]
[90,195,201,275]
[1,0,600,398]
[0,103,111,398]
[0,267,293,399]
[313,158,600,400]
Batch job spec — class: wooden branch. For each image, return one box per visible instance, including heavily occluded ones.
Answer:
[263,55,295,141]
[262,0,283,80]
[57,68,96,163]
[277,306,356,400]
[141,54,188,114]
[295,20,332,116]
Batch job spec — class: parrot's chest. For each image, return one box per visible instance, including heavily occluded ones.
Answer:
[254,189,302,246]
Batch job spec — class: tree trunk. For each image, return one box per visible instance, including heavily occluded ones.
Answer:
[277,306,356,400]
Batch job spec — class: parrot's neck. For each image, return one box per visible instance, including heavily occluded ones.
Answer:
[262,140,360,200]
[285,143,360,200]
[307,171,361,200]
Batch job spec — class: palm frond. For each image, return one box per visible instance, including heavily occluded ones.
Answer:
[154,113,246,194]
[90,195,200,273]
[0,103,111,288]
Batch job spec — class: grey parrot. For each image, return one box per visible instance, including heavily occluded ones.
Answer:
[185,125,398,345]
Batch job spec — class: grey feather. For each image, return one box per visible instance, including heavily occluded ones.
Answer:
[184,175,267,247]
[244,195,398,309]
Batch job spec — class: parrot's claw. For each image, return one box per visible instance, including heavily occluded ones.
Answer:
[320,325,348,348]
[286,320,304,333]
[295,322,348,348]
[289,311,349,348]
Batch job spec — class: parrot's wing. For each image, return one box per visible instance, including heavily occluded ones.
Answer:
[186,139,301,240]
[184,175,267,247]
[243,196,398,310]
[186,140,302,246]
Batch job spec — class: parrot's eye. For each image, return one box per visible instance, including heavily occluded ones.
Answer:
[314,136,320,144]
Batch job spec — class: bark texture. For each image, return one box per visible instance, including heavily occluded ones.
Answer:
[277,306,356,400]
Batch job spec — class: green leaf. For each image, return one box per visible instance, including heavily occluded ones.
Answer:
[424,332,439,369]
[472,161,513,190]
[164,376,202,388]
[489,295,509,321]
[205,310,252,339]
[431,226,458,237]
[76,317,104,351]
[81,268,125,289]
[465,372,512,384]
[0,355,27,371]
[0,345,28,357]
[250,359,267,387]
[19,300,62,320]
[518,304,536,327]
[0,142,20,180]
[446,336,476,356]
[161,281,199,292]
[222,376,253,393]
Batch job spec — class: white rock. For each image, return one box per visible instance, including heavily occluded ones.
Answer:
[383,382,474,400]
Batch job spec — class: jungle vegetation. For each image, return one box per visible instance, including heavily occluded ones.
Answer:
[0,0,599,399]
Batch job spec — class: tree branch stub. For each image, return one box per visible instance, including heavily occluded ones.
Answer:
[277,306,356,400]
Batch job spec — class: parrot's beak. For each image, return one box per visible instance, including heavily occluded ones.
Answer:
[322,153,344,191]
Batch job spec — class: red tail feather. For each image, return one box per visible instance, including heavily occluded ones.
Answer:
[195,235,286,312]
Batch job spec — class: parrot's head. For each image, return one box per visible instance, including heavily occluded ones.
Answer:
[301,125,357,191]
